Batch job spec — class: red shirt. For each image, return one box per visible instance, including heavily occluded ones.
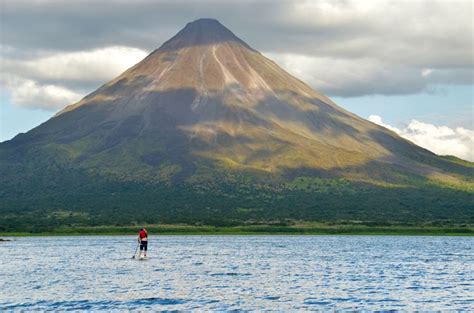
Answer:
[138,230,147,239]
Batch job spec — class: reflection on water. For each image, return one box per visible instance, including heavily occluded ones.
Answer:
[0,236,472,310]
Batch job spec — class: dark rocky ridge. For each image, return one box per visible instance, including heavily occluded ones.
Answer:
[160,18,253,51]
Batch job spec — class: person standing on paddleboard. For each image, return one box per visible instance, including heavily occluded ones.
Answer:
[138,228,148,258]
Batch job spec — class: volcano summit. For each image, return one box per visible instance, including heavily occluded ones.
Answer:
[1,19,472,231]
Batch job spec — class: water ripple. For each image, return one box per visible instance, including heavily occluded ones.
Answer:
[0,235,473,310]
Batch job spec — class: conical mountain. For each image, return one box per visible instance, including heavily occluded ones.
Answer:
[1,19,472,230]
[11,18,445,174]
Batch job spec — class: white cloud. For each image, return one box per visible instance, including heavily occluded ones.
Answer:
[421,68,433,78]
[3,46,148,82]
[265,53,425,96]
[2,76,83,110]
[280,0,472,67]
[1,46,148,110]
[368,115,474,161]
[366,115,400,134]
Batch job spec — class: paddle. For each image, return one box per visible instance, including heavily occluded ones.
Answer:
[132,241,139,259]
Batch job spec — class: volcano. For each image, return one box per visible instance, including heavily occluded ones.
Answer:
[1,19,472,230]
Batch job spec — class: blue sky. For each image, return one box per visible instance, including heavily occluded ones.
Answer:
[1,94,52,141]
[334,85,473,129]
[1,0,472,160]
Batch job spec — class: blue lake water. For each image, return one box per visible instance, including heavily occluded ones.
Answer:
[0,235,472,311]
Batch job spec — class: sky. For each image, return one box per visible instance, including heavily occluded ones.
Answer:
[0,0,473,160]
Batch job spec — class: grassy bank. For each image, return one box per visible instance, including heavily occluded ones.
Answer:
[1,224,473,236]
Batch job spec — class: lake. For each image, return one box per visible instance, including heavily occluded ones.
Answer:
[0,235,472,310]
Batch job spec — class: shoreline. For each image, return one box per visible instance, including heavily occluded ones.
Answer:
[1,224,473,237]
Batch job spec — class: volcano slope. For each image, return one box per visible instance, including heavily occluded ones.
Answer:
[1,19,472,231]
